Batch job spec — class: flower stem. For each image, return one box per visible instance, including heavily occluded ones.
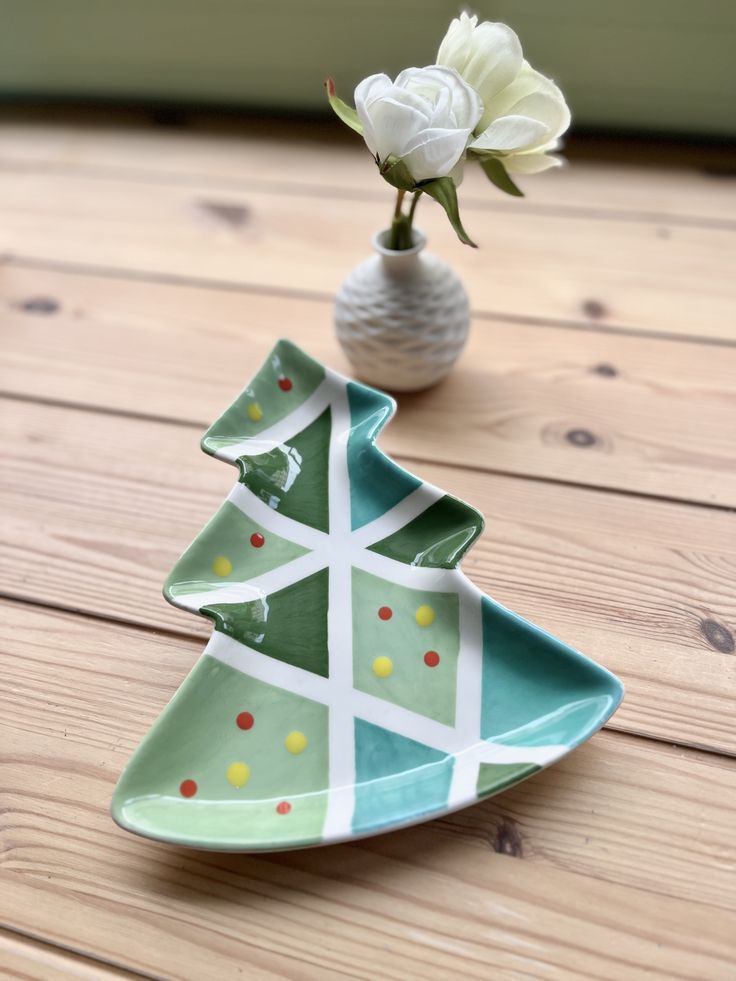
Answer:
[408,190,422,225]
[388,189,411,250]
[387,188,421,250]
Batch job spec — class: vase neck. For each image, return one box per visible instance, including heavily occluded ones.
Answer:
[373,228,426,276]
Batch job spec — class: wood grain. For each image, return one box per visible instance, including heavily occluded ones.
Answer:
[0,115,734,227]
[3,265,736,507]
[2,397,735,755]
[1,600,734,981]
[1,168,734,341]
[1,115,735,977]
[0,928,136,980]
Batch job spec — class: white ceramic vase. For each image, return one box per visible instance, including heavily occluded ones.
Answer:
[334,229,470,392]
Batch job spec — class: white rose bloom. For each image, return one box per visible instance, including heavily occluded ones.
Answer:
[437,12,570,175]
[437,14,523,128]
[354,65,483,183]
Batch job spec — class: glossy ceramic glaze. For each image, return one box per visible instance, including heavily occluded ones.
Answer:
[112,339,624,851]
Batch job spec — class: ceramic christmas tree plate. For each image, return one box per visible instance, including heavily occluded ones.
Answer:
[112,340,624,851]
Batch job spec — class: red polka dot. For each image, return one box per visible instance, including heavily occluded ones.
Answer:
[276,801,292,815]
[424,650,440,667]
[250,532,265,548]
[278,377,293,392]
[378,606,393,621]
[236,711,254,730]
[179,779,197,798]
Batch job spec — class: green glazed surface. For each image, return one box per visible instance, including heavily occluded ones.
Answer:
[113,339,624,851]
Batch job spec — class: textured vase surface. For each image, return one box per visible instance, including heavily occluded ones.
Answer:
[335,229,470,392]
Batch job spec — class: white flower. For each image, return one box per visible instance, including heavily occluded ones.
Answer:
[354,65,483,183]
[438,14,523,127]
[437,12,570,174]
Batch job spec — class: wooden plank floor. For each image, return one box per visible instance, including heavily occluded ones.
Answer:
[1,111,735,979]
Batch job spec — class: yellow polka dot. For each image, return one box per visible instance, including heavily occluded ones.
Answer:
[284,730,308,754]
[212,556,233,577]
[226,761,250,788]
[372,656,394,678]
[415,605,435,627]
[247,402,263,422]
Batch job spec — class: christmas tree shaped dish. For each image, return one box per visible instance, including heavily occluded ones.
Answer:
[112,340,624,851]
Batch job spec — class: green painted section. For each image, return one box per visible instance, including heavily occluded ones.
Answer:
[480,596,623,747]
[346,382,420,530]
[3,2,734,135]
[203,568,330,677]
[351,567,459,725]
[164,501,309,600]
[353,719,453,833]
[476,762,540,799]
[239,407,331,533]
[111,656,329,849]
[201,339,324,455]
[113,338,626,849]
[369,494,484,569]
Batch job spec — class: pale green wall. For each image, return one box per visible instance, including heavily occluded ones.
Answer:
[2,1,734,135]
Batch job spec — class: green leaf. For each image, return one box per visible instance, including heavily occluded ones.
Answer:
[419,177,477,248]
[378,156,416,192]
[476,155,524,197]
[324,78,363,135]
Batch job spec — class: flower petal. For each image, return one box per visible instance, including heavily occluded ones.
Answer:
[367,95,428,162]
[354,74,393,155]
[480,61,569,135]
[505,151,564,175]
[437,17,522,108]
[436,11,478,69]
[355,73,393,111]
[401,127,470,182]
[507,91,570,145]
[448,153,467,187]
[398,65,483,131]
[461,22,523,107]
[470,115,549,153]
[356,64,484,181]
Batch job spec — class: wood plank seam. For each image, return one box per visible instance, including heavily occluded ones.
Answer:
[7,254,736,350]
[1,117,734,981]
[1,584,732,765]
[391,453,736,515]
[0,924,155,979]
[2,158,735,233]
[0,591,200,646]
[8,586,731,770]
[4,397,734,755]
[3,388,734,516]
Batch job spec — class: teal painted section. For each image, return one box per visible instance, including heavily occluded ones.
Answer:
[480,596,624,748]
[346,382,421,530]
[352,718,454,833]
